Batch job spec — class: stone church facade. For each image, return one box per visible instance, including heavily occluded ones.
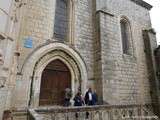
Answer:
[0,0,160,119]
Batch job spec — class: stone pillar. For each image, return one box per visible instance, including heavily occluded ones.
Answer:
[94,0,103,104]
[143,29,160,116]
[154,45,160,117]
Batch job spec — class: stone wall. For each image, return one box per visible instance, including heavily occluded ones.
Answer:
[74,0,95,86]
[155,45,160,116]
[0,0,159,119]
[12,0,56,108]
[16,0,55,72]
[12,0,95,108]
[0,0,18,119]
[0,89,8,120]
[95,0,154,105]
[144,30,160,116]
[10,0,157,110]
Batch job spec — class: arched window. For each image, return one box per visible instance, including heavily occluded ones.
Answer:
[120,17,133,55]
[54,0,69,41]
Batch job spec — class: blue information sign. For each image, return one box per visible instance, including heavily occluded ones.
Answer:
[24,37,33,48]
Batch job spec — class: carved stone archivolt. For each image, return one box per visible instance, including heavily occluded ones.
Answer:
[20,42,88,107]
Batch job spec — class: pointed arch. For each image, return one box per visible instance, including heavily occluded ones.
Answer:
[39,59,72,106]
[17,42,87,107]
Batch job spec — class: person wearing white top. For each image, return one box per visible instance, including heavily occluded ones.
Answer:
[84,88,93,106]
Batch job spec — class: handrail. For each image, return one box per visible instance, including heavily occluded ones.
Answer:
[27,104,159,120]
[34,104,143,113]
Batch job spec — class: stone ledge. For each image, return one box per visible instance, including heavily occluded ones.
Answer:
[0,32,14,41]
[33,104,151,113]
[131,0,152,10]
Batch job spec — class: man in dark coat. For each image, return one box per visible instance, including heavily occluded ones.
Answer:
[73,91,84,119]
[92,90,98,105]
[85,88,93,106]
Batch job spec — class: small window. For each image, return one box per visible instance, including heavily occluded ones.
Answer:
[120,17,133,55]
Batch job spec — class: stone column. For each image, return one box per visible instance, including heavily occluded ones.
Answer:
[154,46,160,117]
[143,29,160,116]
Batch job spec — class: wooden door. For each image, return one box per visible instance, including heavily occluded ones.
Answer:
[39,60,71,106]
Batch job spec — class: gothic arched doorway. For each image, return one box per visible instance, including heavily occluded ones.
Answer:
[39,59,71,106]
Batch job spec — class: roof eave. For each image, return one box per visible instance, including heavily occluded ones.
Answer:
[131,0,153,10]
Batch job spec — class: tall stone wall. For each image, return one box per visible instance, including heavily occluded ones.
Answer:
[10,0,157,110]
[74,0,95,86]
[0,0,22,119]
[96,0,153,105]
[12,0,95,107]
[143,29,160,115]
[12,0,56,108]
[155,46,160,116]
[16,0,55,72]
[0,0,159,119]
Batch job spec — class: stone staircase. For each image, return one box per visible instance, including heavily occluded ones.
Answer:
[11,104,159,120]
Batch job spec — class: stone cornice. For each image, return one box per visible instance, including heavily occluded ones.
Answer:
[131,0,152,10]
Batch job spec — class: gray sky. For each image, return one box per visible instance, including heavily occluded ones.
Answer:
[143,0,160,45]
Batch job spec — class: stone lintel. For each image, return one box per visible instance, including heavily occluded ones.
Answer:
[131,0,152,10]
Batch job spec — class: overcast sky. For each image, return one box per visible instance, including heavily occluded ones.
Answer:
[143,0,160,45]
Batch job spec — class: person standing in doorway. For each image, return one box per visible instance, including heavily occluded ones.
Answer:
[64,88,72,107]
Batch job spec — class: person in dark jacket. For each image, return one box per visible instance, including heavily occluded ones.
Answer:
[85,88,93,106]
[74,91,84,106]
[92,90,98,105]
[73,91,84,119]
